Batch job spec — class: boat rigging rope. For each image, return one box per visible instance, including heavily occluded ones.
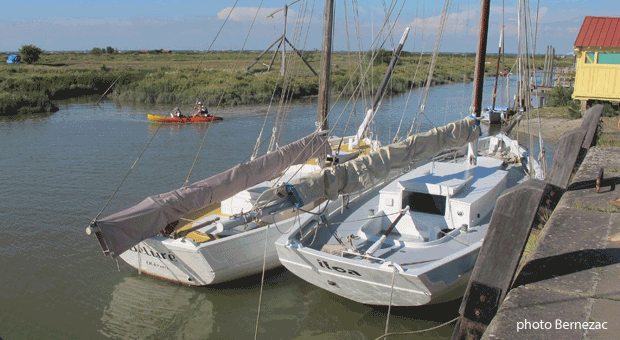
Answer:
[373,317,459,340]
[92,123,163,222]
[264,0,316,154]
[213,0,263,114]
[408,0,452,137]
[326,0,406,142]
[254,224,271,340]
[392,2,425,142]
[183,122,213,187]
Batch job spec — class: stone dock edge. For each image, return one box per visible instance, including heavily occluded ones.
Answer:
[482,146,620,339]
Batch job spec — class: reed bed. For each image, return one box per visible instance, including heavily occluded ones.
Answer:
[1,51,568,117]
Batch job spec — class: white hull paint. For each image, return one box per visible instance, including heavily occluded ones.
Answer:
[119,220,291,286]
[277,232,485,306]
[276,135,538,306]
[116,178,394,286]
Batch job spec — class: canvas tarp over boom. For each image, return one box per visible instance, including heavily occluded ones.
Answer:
[285,117,480,206]
[93,132,331,258]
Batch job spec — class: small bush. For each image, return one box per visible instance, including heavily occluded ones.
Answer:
[19,44,43,64]
[599,102,618,117]
[546,86,574,107]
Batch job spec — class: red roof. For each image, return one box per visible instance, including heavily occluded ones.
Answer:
[574,16,620,48]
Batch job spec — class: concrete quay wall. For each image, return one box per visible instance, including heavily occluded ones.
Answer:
[483,147,620,339]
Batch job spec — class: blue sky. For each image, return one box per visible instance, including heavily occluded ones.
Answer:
[2,0,618,55]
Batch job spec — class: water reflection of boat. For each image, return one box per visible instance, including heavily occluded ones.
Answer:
[100,267,460,339]
[100,275,215,339]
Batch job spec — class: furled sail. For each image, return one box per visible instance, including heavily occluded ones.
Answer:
[92,132,331,257]
[284,117,480,207]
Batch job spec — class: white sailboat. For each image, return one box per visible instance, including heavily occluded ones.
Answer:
[265,0,544,306]
[85,2,414,286]
[273,132,538,305]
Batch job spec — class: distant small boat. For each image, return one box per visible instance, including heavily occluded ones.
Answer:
[147,114,223,123]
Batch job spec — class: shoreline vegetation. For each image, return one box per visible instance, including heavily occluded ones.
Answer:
[1,50,572,118]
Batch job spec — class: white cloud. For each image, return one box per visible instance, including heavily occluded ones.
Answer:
[217,7,299,24]
[408,8,477,35]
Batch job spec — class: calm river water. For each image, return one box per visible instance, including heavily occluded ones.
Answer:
[0,78,551,340]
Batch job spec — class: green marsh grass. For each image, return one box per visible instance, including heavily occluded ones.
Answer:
[0,51,573,116]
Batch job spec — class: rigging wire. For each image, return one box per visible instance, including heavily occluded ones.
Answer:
[326,0,407,143]
[392,1,427,142]
[257,0,408,191]
[95,2,242,221]
[92,123,163,221]
[213,0,265,114]
[180,0,251,186]
[182,122,213,187]
[408,0,453,137]
[268,0,317,152]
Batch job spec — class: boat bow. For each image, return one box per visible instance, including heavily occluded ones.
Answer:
[89,132,331,258]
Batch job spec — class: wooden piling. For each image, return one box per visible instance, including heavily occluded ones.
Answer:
[451,104,603,340]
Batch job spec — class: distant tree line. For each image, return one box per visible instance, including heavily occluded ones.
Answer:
[91,47,117,55]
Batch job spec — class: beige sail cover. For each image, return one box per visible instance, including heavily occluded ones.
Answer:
[288,117,480,205]
[94,132,331,257]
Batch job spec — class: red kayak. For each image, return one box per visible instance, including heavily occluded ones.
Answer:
[147,114,223,123]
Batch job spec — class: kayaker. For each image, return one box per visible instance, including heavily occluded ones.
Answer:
[171,107,183,118]
[193,102,210,118]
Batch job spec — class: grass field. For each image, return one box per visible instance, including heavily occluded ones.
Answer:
[1,50,574,117]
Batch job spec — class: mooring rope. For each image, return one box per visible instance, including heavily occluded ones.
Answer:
[383,266,398,338]
[373,317,459,340]
[254,224,271,340]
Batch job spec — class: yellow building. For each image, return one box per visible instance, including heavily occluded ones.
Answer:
[572,16,620,110]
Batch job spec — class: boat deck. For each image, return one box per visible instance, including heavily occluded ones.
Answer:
[307,156,507,269]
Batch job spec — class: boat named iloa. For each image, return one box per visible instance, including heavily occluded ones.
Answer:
[265,0,544,306]
[274,130,539,306]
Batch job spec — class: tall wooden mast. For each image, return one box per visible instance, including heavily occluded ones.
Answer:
[471,0,491,117]
[317,0,334,131]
